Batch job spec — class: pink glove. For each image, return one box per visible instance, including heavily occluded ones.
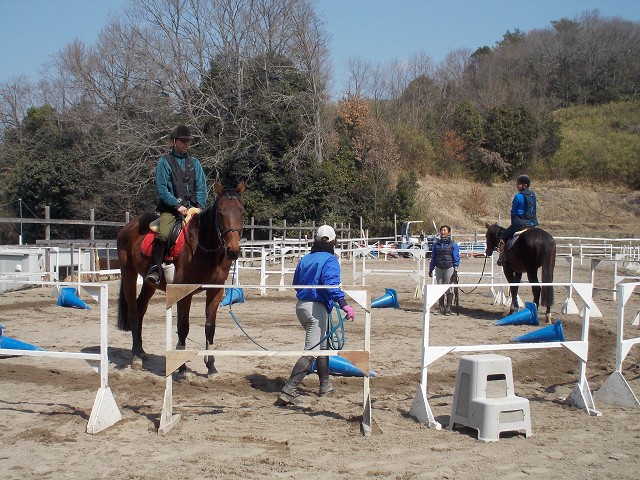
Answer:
[342,305,355,321]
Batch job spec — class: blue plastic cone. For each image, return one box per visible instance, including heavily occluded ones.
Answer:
[309,355,377,377]
[220,287,245,307]
[512,319,565,343]
[371,288,399,309]
[495,302,539,326]
[56,287,90,309]
[0,335,45,351]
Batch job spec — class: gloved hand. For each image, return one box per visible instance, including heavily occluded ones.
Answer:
[342,305,355,321]
[428,270,433,278]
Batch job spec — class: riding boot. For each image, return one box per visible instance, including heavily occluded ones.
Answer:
[438,296,446,315]
[317,356,334,396]
[497,239,506,266]
[445,292,453,316]
[145,238,167,285]
[277,356,313,406]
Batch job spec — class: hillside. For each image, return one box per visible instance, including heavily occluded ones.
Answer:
[415,177,640,237]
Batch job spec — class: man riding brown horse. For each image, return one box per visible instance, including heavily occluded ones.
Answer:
[146,125,207,285]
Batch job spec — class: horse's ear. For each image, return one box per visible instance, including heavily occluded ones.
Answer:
[214,181,224,197]
[485,222,491,228]
[236,181,245,195]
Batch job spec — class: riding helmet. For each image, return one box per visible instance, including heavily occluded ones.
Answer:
[516,174,531,187]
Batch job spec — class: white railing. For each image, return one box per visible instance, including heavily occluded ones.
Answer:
[0,280,121,433]
[409,280,601,430]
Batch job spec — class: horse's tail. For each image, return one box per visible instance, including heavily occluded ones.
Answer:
[540,235,556,310]
[117,278,131,332]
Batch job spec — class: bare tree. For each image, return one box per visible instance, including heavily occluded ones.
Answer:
[0,76,35,139]
[345,57,372,97]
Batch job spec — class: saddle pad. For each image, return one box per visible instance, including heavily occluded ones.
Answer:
[141,228,187,261]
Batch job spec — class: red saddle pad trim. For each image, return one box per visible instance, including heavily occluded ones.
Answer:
[140,229,186,261]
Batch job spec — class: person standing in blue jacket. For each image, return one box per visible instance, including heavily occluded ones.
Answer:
[145,125,207,285]
[497,174,538,267]
[429,225,461,315]
[276,225,356,406]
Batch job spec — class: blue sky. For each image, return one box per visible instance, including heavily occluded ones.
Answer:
[1,0,639,97]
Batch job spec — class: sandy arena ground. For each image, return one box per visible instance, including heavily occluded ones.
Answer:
[1,254,640,479]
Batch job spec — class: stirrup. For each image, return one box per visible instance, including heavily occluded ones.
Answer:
[145,266,162,285]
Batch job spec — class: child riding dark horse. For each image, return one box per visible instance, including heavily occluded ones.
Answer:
[486,223,556,324]
[498,174,538,267]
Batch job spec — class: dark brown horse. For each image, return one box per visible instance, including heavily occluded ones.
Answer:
[485,223,556,324]
[117,182,245,373]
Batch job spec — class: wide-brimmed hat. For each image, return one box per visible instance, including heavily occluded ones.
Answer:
[170,124,194,140]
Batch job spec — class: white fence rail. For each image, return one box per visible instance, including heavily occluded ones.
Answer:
[0,280,121,433]
[409,281,601,430]
[158,283,372,436]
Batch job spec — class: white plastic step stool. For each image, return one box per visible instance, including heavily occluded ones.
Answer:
[448,354,532,442]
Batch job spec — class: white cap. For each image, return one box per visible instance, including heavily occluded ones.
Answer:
[315,225,336,242]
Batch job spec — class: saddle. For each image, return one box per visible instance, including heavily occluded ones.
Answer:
[506,227,531,251]
[141,208,201,261]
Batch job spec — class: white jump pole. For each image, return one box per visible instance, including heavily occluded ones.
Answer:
[593,282,640,408]
[0,280,121,434]
[409,281,601,430]
[158,283,373,437]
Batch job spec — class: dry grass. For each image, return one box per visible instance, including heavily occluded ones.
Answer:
[416,176,640,237]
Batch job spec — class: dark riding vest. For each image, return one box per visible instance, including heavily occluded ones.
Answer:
[156,153,198,213]
[513,190,538,228]
[433,238,455,269]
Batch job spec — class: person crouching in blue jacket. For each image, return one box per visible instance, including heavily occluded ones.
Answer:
[276,225,356,406]
[428,225,461,315]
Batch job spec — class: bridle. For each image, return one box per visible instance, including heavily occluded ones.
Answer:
[196,195,243,253]
[215,207,243,241]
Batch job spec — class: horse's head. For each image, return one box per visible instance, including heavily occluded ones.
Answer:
[214,181,245,260]
[484,222,502,257]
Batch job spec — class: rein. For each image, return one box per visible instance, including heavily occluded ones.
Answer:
[458,254,489,295]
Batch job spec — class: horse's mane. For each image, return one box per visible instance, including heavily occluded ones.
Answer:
[188,188,243,236]
[488,223,504,237]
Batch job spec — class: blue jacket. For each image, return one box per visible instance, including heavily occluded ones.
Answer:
[510,190,538,228]
[429,237,460,271]
[293,250,346,313]
[155,150,207,210]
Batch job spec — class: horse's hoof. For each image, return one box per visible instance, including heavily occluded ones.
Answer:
[207,366,218,377]
[131,356,143,370]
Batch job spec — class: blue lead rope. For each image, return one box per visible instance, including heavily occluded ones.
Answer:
[307,304,345,351]
[228,308,268,350]
[225,263,346,351]
[227,300,346,352]
[327,305,345,350]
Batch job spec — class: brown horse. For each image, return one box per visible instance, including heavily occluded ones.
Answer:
[485,223,556,324]
[117,181,245,373]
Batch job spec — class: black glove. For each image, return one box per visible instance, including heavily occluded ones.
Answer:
[428,270,433,278]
